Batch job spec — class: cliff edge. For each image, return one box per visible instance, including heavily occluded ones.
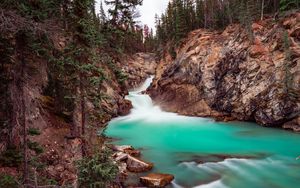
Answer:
[149,12,300,130]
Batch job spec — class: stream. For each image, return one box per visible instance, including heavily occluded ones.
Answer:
[105,76,300,188]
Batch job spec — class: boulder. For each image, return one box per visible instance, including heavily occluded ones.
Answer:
[140,173,174,188]
[118,162,128,176]
[283,117,300,132]
[124,149,141,157]
[118,99,132,116]
[113,152,128,162]
[126,155,153,172]
[111,145,133,152]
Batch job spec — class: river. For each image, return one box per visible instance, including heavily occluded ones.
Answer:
[105,76,300,188]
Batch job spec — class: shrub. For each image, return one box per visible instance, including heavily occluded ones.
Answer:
[76,149,118,188]
[0,174,19,188]
[28,141,44,155]
[0,147,22,167]
[28,127,41,136]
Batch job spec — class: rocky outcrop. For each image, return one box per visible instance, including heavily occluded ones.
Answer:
[117,99,133,116]
[149,13,300,128]
[140,173,174,188]
[112,145,152,173]
[283,117,300,132]
[110,145,134,152]
[126,155,153,172]
[112,147,174,187]
[113,152,128,162]
[121,53,157,88]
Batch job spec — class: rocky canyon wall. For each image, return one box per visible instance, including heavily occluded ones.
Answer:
[149,12,300,131]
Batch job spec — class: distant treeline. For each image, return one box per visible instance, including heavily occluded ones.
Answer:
[155,0,299,45]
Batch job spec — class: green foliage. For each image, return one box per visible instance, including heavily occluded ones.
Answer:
[77,18,103,47]
[0,3,142,187]
[155,0,287,48]
[29,156,46,171]
[28,128,41,136]
[47,179,58,185]
[238,0,255,42]
[280,0,299,11]
[115,69,128,84]
[0,174,19,188]
[28,141,44,155]
[76,149,118,188]
[1,0,61,21]
[107,57,128,84]
[105,0,142,26]
[0,147,22,167]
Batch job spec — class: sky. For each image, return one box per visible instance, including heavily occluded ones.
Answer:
[95,0,169,30]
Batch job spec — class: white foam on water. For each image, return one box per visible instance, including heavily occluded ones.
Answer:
[130,75,155,94]
[196,157,285,171]
[197,158,256,169]
[193,179,228,188]
[115,76,194,123]
[172,181,184,188]
[195,158,260,177]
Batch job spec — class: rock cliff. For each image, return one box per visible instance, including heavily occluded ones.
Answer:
[121,53,157,88]
[149,13,300,130]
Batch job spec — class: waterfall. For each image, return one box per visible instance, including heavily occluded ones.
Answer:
[122,76,184,122]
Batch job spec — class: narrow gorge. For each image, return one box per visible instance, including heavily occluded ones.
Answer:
[0,1,299,188]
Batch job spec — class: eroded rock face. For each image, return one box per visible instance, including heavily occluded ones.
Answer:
[121,53,157,88]
[140,173,174,188]
[283,117,300,132]
[118,99,133,116]
[126,155,153,172]
[149,13,300,128]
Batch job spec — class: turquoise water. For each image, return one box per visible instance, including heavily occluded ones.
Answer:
[105,77,300,188]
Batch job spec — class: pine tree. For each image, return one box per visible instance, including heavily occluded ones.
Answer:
[99,0,107,25]
[174,0,188,41]
[184,0,196,31]
[105,0,142,28]
[166,1,175,40]
[195,0,205,28]
[280,0,299,11]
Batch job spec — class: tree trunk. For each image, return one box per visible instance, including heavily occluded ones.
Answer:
[16,32,29,187]
[62,0,69,30]
[226,0,233,24]
[204,0,207,28]
[112,0,119,26]
[261,0,265,20]
[80,73,86,157]
[21,57,29,187]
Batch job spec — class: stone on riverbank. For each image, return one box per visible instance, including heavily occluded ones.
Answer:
[110,145,133,152]
[126,155,153,172]
[113,152,128,162]
[140,173,174,187]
